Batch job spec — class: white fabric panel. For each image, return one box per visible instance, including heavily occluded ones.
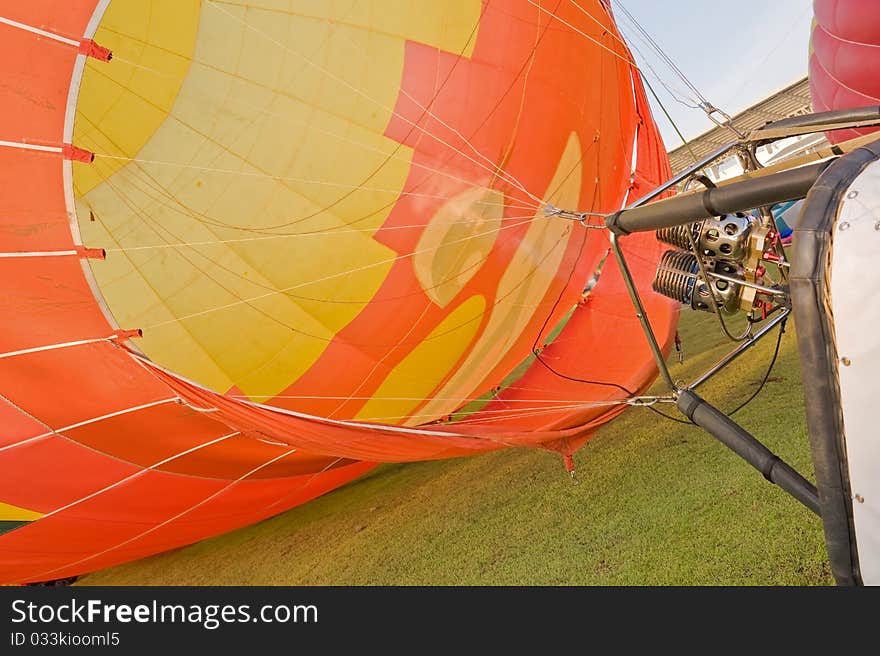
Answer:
[830,159,880,585]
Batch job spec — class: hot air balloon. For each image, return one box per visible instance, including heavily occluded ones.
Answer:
[0,1,676,583]
[810,0,880,143]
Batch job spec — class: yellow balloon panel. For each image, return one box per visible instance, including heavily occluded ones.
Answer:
[74,1,482,400]
[74,0,200,196]
[355,294,487,422]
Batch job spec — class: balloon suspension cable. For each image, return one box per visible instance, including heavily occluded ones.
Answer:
[543,204,611,227]
[626,395,675,407]
[699,101,746,140]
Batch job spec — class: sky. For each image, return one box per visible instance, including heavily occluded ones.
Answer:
[614,0,814,146]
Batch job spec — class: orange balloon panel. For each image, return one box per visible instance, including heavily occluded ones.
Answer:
[0,0,675,583]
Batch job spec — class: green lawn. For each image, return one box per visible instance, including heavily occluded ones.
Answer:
[78,309,833,586]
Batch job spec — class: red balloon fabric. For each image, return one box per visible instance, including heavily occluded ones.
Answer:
[810,0,880,143]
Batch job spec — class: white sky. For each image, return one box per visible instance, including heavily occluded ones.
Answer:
[614,0,814,147]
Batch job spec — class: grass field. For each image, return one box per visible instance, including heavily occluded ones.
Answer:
[79,310,833,586]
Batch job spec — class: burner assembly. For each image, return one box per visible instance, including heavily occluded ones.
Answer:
[652,212,784,319]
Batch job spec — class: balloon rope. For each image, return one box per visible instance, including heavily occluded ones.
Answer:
[140,216,539,329]
[30,447,300,582]
[614,20,702,109]
[0,397,179,454]
[538,0,709,111]
[612,1,709,106]
[102,216,533,252]
[234,394,642,404]
[92,152,538,211]
[442,402,623,426]
[260,455,350,514]
[96,171,344,337]
[36,432,242,521]
[89,153,540,258]
[525,0,635,65]
[356,398,655,425]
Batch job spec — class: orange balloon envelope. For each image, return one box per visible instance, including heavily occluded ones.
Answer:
[0,0,675,582]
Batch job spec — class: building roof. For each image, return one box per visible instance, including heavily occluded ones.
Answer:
[667,77,813,175]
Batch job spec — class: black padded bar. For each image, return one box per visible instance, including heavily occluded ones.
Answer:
[606,161,832,235]
[790,138,880,586]
[677,390,820,515]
